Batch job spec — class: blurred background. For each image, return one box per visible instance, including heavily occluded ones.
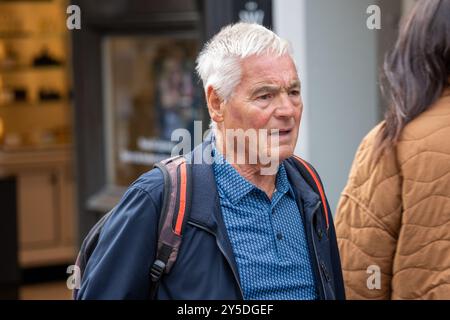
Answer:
[0,0,416,299]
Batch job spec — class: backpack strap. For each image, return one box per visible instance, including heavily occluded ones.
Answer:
[149,155,192,299]
[291,155,330,231]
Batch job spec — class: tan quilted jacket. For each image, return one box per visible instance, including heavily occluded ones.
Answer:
[335,87,450,299]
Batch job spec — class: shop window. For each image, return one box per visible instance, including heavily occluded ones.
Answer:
[102,36,203,187]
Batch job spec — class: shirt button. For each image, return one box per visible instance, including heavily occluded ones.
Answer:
[276,232,283,240]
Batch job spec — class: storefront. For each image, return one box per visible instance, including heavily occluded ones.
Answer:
[0,0,74,298]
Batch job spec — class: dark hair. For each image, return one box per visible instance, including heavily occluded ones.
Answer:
[376,0,450,156]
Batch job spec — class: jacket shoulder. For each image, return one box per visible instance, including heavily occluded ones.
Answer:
[78,168,165,299]
[103,167,165,242]
[397,93,450,164]
[129,167,165,198]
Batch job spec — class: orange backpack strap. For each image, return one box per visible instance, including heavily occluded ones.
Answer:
[150,155,192,299]
[73,155,191,300]
[292,155,330,231]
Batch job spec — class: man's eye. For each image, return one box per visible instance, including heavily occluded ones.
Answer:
[258,93,273,100]
[289,90,300,96]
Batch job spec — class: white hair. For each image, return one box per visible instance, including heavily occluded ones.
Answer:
[196,22,293,103]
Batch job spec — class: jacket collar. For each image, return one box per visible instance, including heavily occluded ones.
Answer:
[187,134,243,291]
[187,135,219,230]
[284,159,321,211]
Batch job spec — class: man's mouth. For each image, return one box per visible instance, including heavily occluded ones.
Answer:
[271,128,292,137]
[278,129,292,136]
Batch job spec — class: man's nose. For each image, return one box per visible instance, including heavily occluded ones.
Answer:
[274,93,297,118]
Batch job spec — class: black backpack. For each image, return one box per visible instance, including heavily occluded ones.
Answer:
[72,154,329,299]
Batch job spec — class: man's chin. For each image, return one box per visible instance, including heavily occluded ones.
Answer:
[276,146,295,162]
[247,145,294,166]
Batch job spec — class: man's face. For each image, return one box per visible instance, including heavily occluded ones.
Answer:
[220,53,302,165]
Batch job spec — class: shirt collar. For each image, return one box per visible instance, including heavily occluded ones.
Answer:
[212,143,295,204]
[212,147,254,204]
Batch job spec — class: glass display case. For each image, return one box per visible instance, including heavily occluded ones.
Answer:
[0,0,76,269]
[0,0,72,151]
[102,36,203,187]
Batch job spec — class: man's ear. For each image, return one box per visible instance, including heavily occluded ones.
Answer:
[206,86,224,123]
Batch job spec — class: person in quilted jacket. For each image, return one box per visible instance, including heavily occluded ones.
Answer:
[335,0,450,299]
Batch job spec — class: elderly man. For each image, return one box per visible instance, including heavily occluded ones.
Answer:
[77,23,344,300]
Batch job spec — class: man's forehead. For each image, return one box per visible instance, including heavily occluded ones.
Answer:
[248,80,301,92]
[240,54,299,86]
[246,76,300,89]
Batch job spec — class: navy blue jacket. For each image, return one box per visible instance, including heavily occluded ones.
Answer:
[77,138,345,300]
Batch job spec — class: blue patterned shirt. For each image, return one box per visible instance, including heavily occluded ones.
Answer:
[212,148,318,300]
